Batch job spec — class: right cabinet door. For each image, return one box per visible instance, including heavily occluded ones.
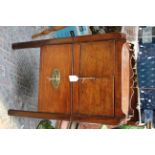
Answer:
[73,41,115,119]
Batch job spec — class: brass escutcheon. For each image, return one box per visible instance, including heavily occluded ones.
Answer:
[51,68,60,89]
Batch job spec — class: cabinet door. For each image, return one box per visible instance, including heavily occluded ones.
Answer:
[73,41,115,117]
[78,77,114,116]
[38,44,72,114]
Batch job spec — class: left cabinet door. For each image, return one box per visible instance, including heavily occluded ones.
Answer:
[38,44,72,115]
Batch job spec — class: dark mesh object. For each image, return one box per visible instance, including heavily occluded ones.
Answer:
[137,43,155,110]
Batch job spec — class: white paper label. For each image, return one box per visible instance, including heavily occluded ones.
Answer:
[69,75,79,82]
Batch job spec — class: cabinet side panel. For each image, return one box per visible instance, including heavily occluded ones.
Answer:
[115,40,127,118]
[121,43,130,116]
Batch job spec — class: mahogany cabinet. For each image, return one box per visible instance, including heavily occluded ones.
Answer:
[8,33,139,125]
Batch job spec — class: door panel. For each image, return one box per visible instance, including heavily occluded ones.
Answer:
[78,77,114,116]
[79,41,115,77]
[38,45,72,114]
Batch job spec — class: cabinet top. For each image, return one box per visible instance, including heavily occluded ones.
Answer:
[12,32,126,49]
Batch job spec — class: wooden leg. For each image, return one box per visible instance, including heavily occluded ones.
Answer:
[146,122,153,129]
[12,37,73,49]
[8,109,70,120]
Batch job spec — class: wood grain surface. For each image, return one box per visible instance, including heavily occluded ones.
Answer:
[38,44,72,114]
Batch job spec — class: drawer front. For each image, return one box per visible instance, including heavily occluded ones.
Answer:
[79,41,115,77]
[73,76,114,117]
[38,44,72,114]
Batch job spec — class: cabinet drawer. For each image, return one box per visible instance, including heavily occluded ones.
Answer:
[79,41,115,77]
[73,76,114,117]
